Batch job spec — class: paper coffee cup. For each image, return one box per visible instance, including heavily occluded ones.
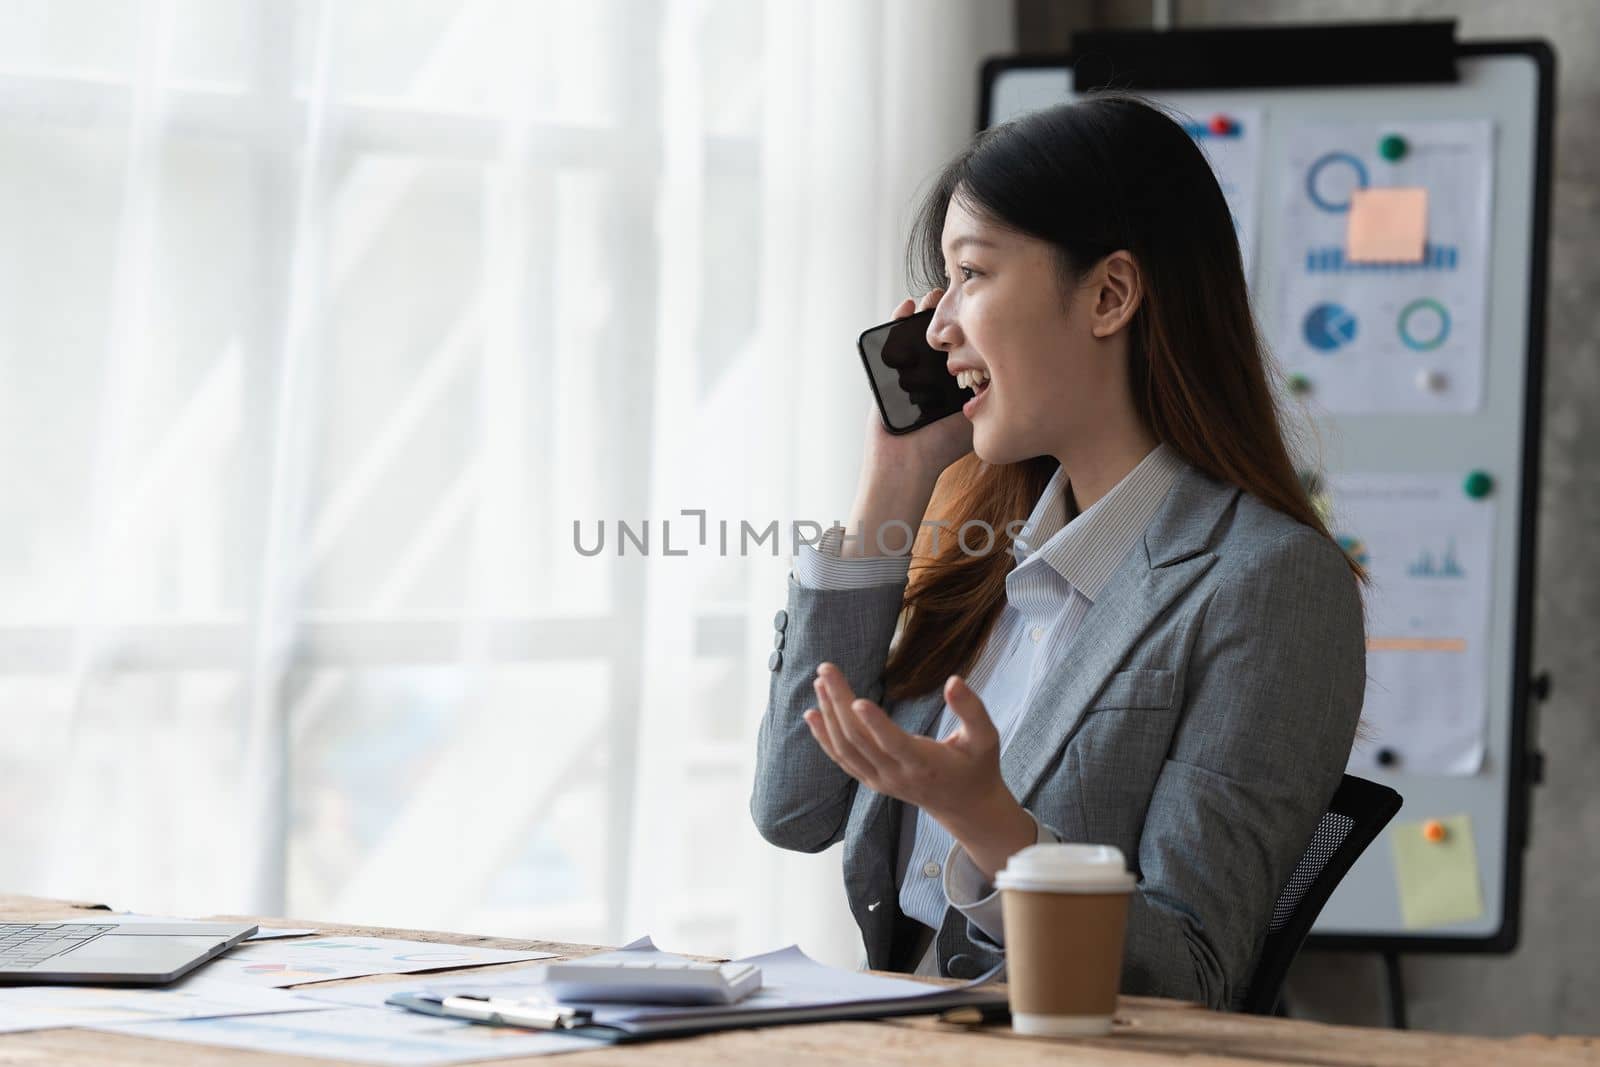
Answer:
[995,843,1135,1037]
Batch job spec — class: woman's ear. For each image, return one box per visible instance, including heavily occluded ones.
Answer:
[1089,250,1143,338]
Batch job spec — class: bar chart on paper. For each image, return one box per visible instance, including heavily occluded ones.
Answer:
[1330,474,1494,776]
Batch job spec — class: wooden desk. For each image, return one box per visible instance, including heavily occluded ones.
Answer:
[1,894,1593,1066]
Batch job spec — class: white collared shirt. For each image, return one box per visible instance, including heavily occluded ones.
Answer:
[792,442,1185,975]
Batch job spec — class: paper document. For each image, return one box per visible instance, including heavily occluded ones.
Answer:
[93,1006,592,1066]
[1328,473,1495,775]
[250,927,320,941]
[201,936,559,988]
[418,935,1004,1038]
[1275,119,1494,413]
[1165,100,1265,279]
[0,975,335,1034]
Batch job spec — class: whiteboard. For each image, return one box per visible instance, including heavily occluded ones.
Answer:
[981,42,1552,950]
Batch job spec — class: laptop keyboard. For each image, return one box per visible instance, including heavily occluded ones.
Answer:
[0,923,116,969]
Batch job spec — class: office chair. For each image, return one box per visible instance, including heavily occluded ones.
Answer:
[1241,774,1403,1016]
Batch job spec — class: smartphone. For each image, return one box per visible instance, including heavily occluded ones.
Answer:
[856,307,973,435]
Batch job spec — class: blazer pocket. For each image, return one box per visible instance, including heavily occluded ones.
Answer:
[1088,667,1175,712]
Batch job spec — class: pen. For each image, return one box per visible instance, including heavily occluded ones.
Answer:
[938,1003,1012,1027]
[439,994,592,1031]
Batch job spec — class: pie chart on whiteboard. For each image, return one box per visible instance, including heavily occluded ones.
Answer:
[1302,303,1358,352]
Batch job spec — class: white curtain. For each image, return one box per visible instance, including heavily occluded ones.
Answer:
[0,0,1011,967]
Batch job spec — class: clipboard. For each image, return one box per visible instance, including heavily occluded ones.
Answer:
[387,974,1011,1044]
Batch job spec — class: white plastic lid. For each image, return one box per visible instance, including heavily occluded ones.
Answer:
[994,843,1135,893]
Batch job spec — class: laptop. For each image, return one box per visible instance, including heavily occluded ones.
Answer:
[0,921,258,985]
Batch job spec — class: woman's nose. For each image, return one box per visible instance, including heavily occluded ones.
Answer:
[927,302,959,352]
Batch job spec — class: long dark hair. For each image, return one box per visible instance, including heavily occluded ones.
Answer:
[882,95,1368,705]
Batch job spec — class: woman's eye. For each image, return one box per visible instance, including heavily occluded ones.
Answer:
[957,265,978,282]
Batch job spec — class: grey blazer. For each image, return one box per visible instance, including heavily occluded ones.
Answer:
[749,458,1366,1011]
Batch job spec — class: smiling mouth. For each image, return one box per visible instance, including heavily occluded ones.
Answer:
[962,374,992,419]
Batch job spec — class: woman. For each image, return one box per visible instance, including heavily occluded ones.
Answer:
[749,96,1368,1011]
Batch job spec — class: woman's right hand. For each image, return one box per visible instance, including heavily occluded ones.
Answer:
[860,289,974,484]
[836,290,973,559]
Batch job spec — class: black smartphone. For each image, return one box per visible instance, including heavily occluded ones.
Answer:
[856,307,973,435]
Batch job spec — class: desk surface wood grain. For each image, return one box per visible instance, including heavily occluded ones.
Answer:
[1,894,1592,1066]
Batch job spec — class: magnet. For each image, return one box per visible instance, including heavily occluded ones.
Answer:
[1423,819,1448,843]
[1415,368,1448,393]
[1208,113,1234,136]
[1463,470,1493,499]
[1379,133,1408,161]
[1288,372,1313,396]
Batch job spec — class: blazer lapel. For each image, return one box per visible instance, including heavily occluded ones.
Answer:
[999,462,1240,806]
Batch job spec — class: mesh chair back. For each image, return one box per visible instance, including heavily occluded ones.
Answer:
[1241,775,1402,1015]
[1269,811,1355,932]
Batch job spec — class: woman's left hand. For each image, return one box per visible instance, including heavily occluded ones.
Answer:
[803,662,1006,826]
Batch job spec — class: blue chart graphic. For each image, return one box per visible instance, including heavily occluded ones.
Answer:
[1302,303,1358,352]
[1305,151,1369,212]
[1407,538,1465,578]
[1398,298,1452,351]
[1305,243,1460,273]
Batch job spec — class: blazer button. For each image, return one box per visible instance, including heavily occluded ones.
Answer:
[773,609,788,632]
[773,630,785,650]
[768,650,782,671]
[945,954,979,979]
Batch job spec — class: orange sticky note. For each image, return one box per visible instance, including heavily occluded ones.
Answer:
[1346,187,1428,263]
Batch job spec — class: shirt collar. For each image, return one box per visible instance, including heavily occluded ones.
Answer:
[1011,442,1186,601]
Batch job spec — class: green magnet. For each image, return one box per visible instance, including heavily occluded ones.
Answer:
[1379,134,1408,162]
[1463,470,1493,499]
[1288,373,1313,396]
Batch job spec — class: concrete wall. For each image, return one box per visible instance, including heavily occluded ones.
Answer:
[1015,0,1600,1037]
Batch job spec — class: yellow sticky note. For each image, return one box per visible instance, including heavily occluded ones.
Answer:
[1390,813,1484,929]
[1346,187,1428,263]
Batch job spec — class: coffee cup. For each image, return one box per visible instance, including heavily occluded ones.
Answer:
[995,843,1135,1037]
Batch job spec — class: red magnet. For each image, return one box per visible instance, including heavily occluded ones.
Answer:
[1208,114,1235,136]
[1422,819,1448,843]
